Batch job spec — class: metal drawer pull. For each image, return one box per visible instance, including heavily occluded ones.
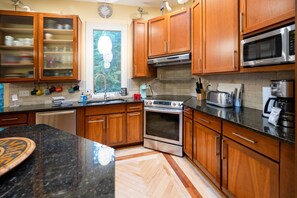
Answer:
[215,136,220,156]
[232,132,256,144]
[129,106,141,109]
[199,118,210,124]
[2,118,18,121]
[88,120,104,123]
[129,113,140,116]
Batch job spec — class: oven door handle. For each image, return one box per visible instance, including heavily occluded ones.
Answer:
[144,107,182,114]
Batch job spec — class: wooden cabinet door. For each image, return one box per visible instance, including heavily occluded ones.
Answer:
[148,16,167,57]
[183,116,193,159]
[193,122,221,187]
[167,8,191,54]
[106,113,126,146]
[127,111,143,144]
[240,0,295,34]
[203,0,239,73]
[85,115,105,144]
[191,0,203,74]
[222,137,279,198]
[133,20,154,78]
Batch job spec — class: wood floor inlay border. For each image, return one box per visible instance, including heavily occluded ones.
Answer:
[163,154,203,198]
[115,150,159,161]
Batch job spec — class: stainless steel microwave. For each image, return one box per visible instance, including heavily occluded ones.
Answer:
[240,24,295,67]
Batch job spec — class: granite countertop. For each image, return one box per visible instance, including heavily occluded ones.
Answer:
[184,98,295,144]
[0,124,115,197]
[0,97,141,114]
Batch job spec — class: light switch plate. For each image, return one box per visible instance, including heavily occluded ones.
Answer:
[19,90,30,97]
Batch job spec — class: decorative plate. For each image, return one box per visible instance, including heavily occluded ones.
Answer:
[0,137,36,176]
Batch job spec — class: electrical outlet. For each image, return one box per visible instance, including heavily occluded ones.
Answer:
[19,90,30,97]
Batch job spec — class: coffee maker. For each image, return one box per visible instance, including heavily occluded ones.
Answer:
[270,80,295,128]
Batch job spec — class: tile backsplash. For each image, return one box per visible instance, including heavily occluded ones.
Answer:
[5,67,295,111]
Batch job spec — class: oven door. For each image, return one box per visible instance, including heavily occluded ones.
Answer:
[240,26,287,67]
[144,107,183,145]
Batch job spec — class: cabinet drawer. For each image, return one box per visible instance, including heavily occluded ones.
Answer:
[0,113,27,126]
[194,111,221,133]
[85,104,126,116]
[223,121,279,162]
[183,106,193,119]
[127,103,143,112]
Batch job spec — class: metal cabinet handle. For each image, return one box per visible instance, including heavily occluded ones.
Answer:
[2,118,18,121]
[129,106,141,109]
[37,110,75,116]
[232,132,256,144]
[215,136,220,156]
[199,118,210,124]
[233,50,237,70]
[128,112,141,116]
[88,119,104,123]
[221,139,225,160]
[240,12,243,33]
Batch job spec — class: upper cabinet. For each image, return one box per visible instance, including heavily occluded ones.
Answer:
[0,10,81,83]
[38,13,80,81]
[0,11,37,82]
[240,0,295,35]
[203,0,239,73]
[148,8,191,58]
[132,19,155,78]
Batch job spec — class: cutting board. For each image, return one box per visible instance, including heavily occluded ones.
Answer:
[0,137,36,176]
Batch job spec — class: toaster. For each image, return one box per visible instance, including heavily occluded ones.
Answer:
[206,91,233,108]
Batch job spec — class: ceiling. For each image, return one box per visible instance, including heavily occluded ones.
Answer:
[61,0,179,8]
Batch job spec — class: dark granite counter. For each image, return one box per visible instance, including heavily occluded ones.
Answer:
[0,97,141,114]
[0,124,115,197]
[184,98,295,144]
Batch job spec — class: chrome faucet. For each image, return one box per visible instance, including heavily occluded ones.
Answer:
[94,73,107,100]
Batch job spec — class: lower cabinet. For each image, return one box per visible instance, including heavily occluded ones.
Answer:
[85,102,143,147]
[221,137,279,198]
[193,122,221,187]
[127,111,143,144]
[183,115,193,159]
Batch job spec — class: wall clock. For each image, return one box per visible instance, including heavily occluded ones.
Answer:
[98,4,113,18]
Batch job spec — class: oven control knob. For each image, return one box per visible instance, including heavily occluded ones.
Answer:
[148,101,152,105]
[172,102,176,107]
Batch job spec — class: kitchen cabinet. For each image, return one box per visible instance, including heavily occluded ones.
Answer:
[222,121,280,198]
[0,11,37,82]
[221,137,279,198]
[148,8,190,57]
[126,103,143,144]
[0,10,81,83]
[183,107,193,159]
[280,142,295,198]
[240,0,295,35]
[193,111,221,187]
[191,0,203,74]
[38,13,81,81]
[0,112,35,127]
[203,0,239,73]
[132,19,155,78]
[85,104,126,146]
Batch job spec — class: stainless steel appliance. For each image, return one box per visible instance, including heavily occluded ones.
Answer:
[143,95,192,156]
[147,53,191,67]
[36,109,77,135]
[270,80,295,128]
[206,91,234,108]
[241,24,295,67]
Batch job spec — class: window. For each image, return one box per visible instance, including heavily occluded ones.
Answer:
[86,22,127,97]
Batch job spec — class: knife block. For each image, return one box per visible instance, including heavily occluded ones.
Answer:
[197,90,206,101]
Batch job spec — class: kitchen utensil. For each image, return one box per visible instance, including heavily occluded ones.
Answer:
[206,91,233,107]
[217,83,243,107]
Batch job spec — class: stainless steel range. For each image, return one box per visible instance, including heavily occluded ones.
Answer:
[143,95,192,156]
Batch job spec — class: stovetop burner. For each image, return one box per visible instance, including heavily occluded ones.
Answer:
[144,95,192,109]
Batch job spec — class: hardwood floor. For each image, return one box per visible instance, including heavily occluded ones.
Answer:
[115,146,225,198]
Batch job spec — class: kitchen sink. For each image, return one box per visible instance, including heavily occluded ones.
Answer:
[86,98,127,105]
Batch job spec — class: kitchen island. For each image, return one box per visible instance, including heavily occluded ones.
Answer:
[0,124,115,197]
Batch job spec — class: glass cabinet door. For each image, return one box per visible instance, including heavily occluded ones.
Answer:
[0,12,37,82]
[39,14,78,81]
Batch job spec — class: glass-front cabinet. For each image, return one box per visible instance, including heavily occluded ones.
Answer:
[0,11,37,82]
[38,14,79,81]
[0,10,80,82]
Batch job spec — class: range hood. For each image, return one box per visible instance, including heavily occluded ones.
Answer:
[147,53,191,67]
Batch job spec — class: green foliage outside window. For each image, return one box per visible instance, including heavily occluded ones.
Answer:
[93,30,121,93]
